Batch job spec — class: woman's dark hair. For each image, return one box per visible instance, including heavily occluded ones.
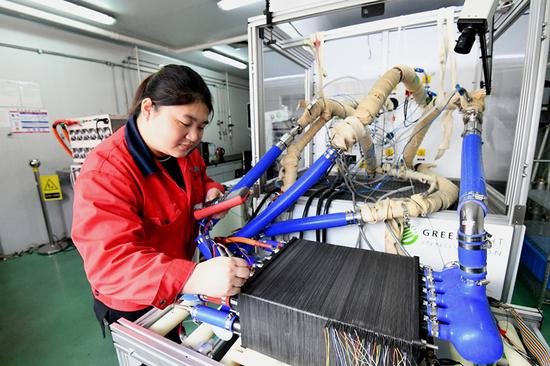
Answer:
[129,64,213,118]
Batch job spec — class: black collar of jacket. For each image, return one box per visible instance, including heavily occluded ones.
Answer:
[124,115,160,177]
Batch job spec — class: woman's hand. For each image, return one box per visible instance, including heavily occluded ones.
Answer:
[205,188,228,219]
[183,257,251,297]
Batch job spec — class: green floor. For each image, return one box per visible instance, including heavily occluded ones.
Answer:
[0,247,549,366]
[0,247,118,366]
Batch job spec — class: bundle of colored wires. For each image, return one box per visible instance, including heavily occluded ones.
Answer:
[217,236,283,250]
[52,119,79,157]
[325,326,411,366]
[490,298,550,365]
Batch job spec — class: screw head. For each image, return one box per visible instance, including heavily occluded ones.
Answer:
[28,159,40,168]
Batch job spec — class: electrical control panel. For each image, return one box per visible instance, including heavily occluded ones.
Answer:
[66,114,126,164]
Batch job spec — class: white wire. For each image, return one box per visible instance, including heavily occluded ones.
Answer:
[323,76,363,91]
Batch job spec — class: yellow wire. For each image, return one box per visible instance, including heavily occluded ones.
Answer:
[324,328,330,366]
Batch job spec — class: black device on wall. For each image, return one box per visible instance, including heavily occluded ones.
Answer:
[199,142,216,165]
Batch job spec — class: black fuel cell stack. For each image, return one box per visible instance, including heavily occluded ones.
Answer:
[238,238,422,366]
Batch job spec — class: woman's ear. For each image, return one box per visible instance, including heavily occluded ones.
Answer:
[140,98,154,120]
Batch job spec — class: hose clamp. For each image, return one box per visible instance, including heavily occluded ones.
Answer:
[476,279,490,287]
[458,231,492,250]
[459,242,489,250]
[429,315,439,337]
[345,210,358,224]
[324,147,339,160]
[460,192,488,203]
[459,264,487,274]
[225,312,236,331]
[443,261,459,270]
[430,301,437,315]
[462,109,483,136]
[427,275,435,289]
[425,266,434,277]
[457,232,486,243]
[424,268,435,288]
[428,288,437,301]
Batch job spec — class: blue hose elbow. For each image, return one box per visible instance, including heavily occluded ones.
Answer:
[428,267,503,363]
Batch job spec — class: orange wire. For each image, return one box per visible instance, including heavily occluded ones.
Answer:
[52,120,79,157]
[61,125,70,141]
[219,237,278,249]
[52,124,72,157]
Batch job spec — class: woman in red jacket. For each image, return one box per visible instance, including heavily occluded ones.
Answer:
[72,65,250,337]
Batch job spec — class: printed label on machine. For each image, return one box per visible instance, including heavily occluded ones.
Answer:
[382,147,394,163]
[40,175,63,201]
[416,147,426,162]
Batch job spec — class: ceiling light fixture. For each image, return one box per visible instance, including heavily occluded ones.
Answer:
[217,0,262,11]
[202,49,247,69]
[27,0,116,25]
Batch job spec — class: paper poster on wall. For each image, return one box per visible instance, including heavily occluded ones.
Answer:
[9,109,49,134]
[18,81,43,107]
[0,79,43,108]
[0,80,21,107]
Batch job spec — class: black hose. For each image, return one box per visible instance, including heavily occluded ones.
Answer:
[322,190,343,242]
[315,179,341,242]
[299,186,331,239]
[250,186,280,220]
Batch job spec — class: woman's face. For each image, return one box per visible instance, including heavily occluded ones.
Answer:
[138,98,210,158]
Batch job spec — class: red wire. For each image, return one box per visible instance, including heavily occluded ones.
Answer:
[218,237,280,249]
[52,119,79,157]
[52,124,72,157]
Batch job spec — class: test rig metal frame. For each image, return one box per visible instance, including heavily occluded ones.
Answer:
[110,0,550,365]
[112,87,525,365]
[247,0,550,303]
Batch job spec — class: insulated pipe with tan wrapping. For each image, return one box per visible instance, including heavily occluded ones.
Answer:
[182,323,214,350]
[359,164,459,224]
[280,99,355,190]
[296,98,355,130]
[377,163,439,195]
[403,89,487,167]
[354,65,428,125]
[403,93,460,167]
[149,304,189,336]
[331,65,430,152]
[402,103,443,168]
[359,133,377,174]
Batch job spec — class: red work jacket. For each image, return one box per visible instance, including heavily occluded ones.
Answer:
[72,117,223,311]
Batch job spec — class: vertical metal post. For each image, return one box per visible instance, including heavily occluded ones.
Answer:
[30,159,54,246]
[135,46,142,84]
[531,124,550,182]
[29,159,69,255]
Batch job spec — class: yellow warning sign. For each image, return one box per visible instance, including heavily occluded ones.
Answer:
[40,175,63,201]
[384,148,394,157]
